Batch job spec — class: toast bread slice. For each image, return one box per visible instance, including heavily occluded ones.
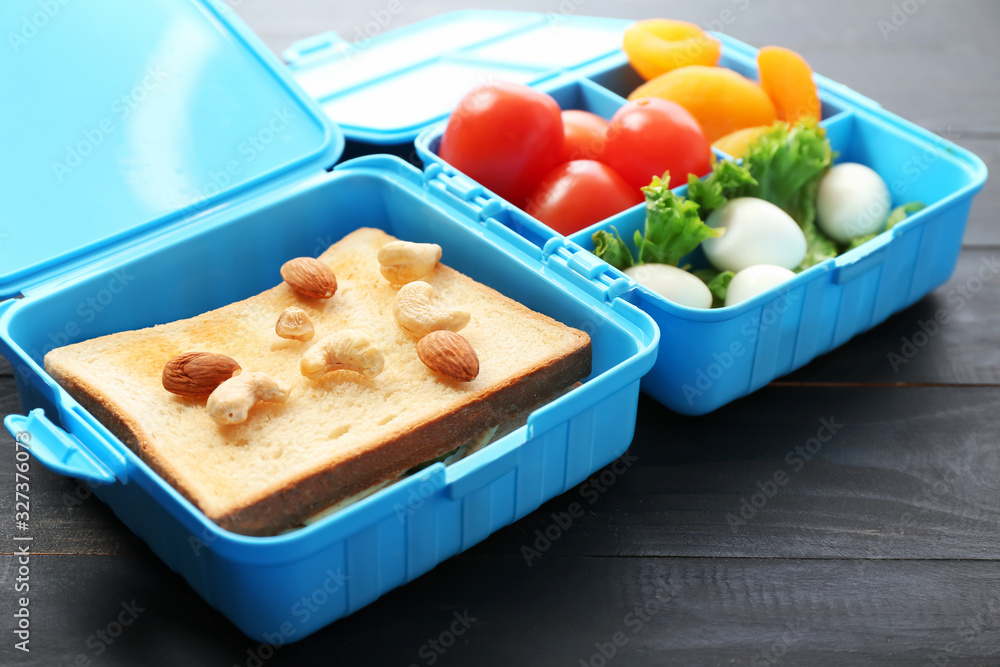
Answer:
[44,228,591,535]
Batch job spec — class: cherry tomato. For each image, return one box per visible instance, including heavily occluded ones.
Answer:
[560,109,610,162]
[596,97,712,190]
[439,81,563,207]
[525,160,644,235]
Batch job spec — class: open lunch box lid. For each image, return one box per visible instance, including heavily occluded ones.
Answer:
[282,10,631,145]
[0,0,344,300]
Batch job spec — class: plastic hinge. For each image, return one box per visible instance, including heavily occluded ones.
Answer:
[604,274,635,302]
[422,163,490,221]
[476,197,507,224]
[282,31,347,65]
[541,238,635,304]
[422,163,485,200]
[566,245,606,279]
[4,409,125,485]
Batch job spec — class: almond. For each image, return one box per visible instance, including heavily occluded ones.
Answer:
[280,257,338,299]
[416,330,479,382]
[162,352,242,398]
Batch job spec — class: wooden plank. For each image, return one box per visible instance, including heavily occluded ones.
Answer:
[9,552,1000,666]
[473,386,1000,561]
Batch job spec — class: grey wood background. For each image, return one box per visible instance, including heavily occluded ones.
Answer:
[2,1,998,666]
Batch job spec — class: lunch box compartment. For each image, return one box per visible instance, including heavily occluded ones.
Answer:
[1,155,658,640]
[1,3,656,641]
[581,59,852,129]
[557,108,985,413]
[409,23,987,415]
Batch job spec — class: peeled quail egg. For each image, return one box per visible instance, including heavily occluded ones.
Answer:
[702,197,807,272]
[725,264,797,306]
[625,264,712,309]
[816,162,891,244]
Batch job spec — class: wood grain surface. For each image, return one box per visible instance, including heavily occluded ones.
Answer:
[2,1,998,666]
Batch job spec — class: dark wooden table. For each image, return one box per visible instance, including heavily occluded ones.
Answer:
[3,1,998,665]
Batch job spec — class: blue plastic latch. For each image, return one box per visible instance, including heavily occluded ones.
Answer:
[477,198,507,224]
[566,247,607,280]
[421,163,488,221]
[423,162,445,182]
[5,409,126,485]
[605,276,635,302]
[420,162,483,201]
[443,176,485,203]
[542,239,633,304]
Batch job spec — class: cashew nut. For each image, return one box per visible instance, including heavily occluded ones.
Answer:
[393,281,470,338]
[377,241,442,285]
[207,372,290,425]
[300,330,384,380]
[275,306,315,342]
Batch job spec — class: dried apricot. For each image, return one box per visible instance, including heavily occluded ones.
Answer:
[628,65,776,143]
[712,126,771,159]
[757,46,821,123]
[623,19,721,81]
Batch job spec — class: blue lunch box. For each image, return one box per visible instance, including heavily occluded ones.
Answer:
[0,1,658,641]
[316,12,992,415]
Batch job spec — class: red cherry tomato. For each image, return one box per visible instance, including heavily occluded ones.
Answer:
[560,109,610,162]
[597,97,712,190]
[439,81,563,207]
[525,160,644,235]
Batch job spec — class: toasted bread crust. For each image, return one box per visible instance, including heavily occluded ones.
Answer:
[45,228,591,535]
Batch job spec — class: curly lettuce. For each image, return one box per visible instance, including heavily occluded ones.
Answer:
[693,268,736,307]
[592,175,722,270]
[593,121,913,281]
[635,176,723,266]
[592,227,635,270]
[741,122,834,227]
[686,160,757,220]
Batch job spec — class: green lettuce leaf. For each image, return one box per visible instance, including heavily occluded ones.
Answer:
[686,160,757,220]
[595,122,845,279]
[692,268,735,307]
[634,176,723,266]
[707,271,735,307]
[691,268,719,284]
[741,121,835,227]
[885,200,926,228]
[592,228,634,270]
[690,121,839,272]
[798,216,840,271]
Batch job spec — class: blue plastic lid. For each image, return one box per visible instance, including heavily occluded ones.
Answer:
[0,0,343,299]
[284,10,629,145]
